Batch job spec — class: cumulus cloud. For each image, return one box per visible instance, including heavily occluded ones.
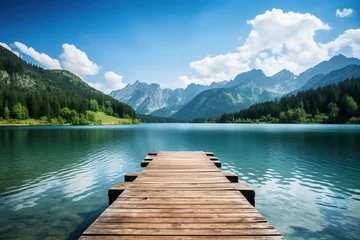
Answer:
[322,29,360,58]
[88,71,127,94]
[0,42,20,57]
[179,8,360,87]
[178,75,220,88]
[104,71,127,90]
[14,41,61,69]
[87,82,106,92]
[239,9,330,57]
[336,8,353,18]
[60,43,99,77]
[179,53,250,87]
[189,53,250,81]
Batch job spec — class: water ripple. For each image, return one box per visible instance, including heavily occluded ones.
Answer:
[0,124,359,240]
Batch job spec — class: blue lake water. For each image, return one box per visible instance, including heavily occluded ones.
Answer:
[0,124,359,239]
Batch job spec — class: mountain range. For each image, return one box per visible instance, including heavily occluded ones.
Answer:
[110,54,360,120]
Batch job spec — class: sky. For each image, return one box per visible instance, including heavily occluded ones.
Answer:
[0,0,359,92]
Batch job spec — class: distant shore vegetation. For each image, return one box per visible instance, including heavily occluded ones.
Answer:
[0,104,141,126]
[219,78,360,124]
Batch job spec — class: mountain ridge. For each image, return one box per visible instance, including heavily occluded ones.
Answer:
[110,54,360,120]
[293,64,360,94]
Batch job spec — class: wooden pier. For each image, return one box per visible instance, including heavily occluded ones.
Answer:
[80,151,284,239]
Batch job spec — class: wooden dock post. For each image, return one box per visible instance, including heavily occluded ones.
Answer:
[81,151,284,240]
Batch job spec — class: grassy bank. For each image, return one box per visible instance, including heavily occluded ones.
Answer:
[93,112,140,124]
[0,111,141,126]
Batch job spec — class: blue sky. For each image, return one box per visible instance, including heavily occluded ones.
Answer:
[0,0,359,92]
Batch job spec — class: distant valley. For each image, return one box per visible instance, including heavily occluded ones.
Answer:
[110,54,360,120]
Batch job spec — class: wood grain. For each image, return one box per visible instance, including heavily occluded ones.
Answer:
[80,151,284,239]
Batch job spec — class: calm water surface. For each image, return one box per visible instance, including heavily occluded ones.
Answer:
[0,124,359,240]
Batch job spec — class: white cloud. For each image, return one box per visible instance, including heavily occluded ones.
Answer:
[178,54,251,87]
[239,9,330,58]
[178,75,221,88]
[88,71,127,94]
[336,8,353,18]
[88,82,106,92]
[258,52,268,58]
[0,42,20,57]
[322,29,360,58]
[180,8,360,87]
[189,53,250,81]
[60,43,99,77]
[104,71,127,90]
[14,41,61,69]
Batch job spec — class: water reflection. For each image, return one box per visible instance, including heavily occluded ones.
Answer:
[0,124,359,239]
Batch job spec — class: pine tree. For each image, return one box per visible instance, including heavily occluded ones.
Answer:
[52,98,61,117]
[4,105,10,119]
[27,94,39,119]
[327,102,339,122]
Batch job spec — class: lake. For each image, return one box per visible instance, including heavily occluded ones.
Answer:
[0,124,359,240]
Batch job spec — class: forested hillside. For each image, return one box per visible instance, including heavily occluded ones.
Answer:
[219,78,360,124]
[0,46,135,124]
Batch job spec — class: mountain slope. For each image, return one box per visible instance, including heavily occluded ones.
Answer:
[295,64,360,93]
[269,69,296,93]
[173,82,280,120]
[171,69,288,120]
[226,69,269,87]
[0,46,135,119]
[225,69,296,93]
[293,54,360,89]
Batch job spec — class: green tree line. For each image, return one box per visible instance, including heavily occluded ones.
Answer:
[219,78,360,124]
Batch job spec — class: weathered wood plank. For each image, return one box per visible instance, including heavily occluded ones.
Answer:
[150,156,215,159]
[99,212,263,218]
[96,217,267,223]
[88,222,274,229]
[123,171,241,185]
[112,182,251,187]
[109,204,253,209]
[204,152,214,156]
[133,179,230,183]
[114,197,249,204]
[126,172,226,176]
[80,237,285,240]
[142,169,222,172]
[119,190,243,198]
[146,161,220,165]
[134,174,227,178]
[84,228,281,236]
[145,166,219,170]
[104,208,258,213]
[156,151,206,155]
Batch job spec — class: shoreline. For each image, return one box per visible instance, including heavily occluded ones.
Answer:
[0,122,136,127]
[1,122,358,127]
[0,120,138,127]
